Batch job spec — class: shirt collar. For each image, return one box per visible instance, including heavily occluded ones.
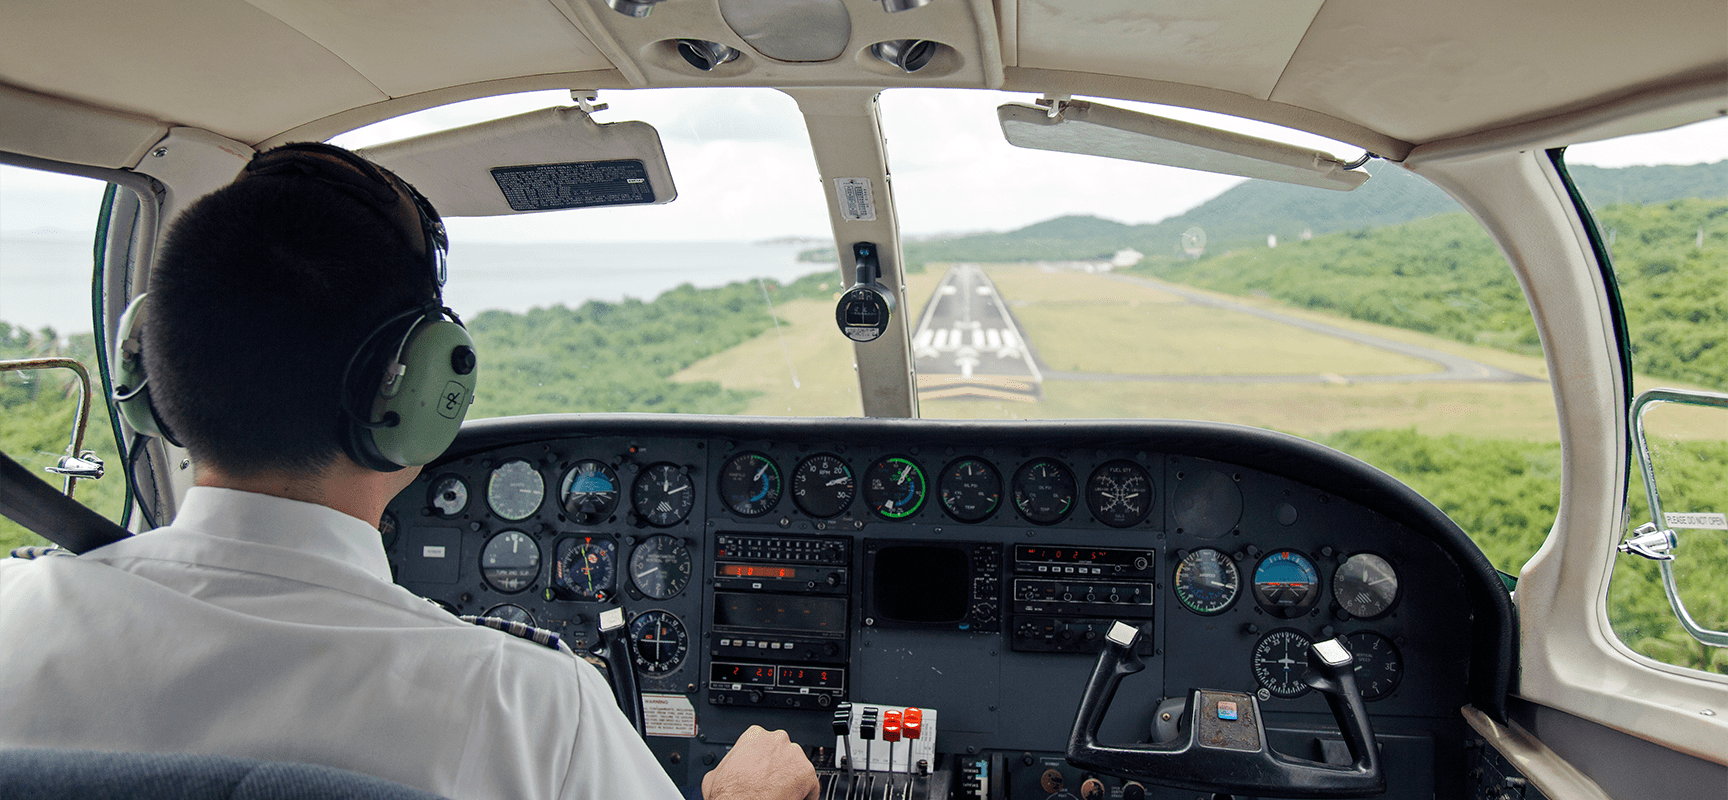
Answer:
[159,486,395,582]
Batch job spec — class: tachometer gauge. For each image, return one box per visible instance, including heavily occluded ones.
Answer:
[628,609,689,675]
[864,456,926,519]
[1012,458,1077,524]
[487,459,544,521]
[719,452,782,517]
[1332,553,1399,619]
[428,474,468,517]
[553,537,616,602]
[631,463,695,527]
[1252,629,1313,698]
[630,534,693,600]
[482,603,536,627]
[1253,550,1321,618]
[1173,548,1240,615]
[939,458,1001,522]
[560,460,620,524]
[480,530,540,593]
[792,453,854,518]
[1085,460,1154,528]
[1344,631,1404,701]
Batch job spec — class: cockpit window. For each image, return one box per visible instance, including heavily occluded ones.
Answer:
[877,89,1563,578]
[1568,117,1728,675]
[333,89,854,418]
[0,165,123,549]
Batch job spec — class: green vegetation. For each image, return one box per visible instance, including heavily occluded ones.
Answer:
[465,272,832,419]
[1134,198,1727,390]
[0,322,123,552]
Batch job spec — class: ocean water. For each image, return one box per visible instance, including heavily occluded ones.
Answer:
[0,236,837,336]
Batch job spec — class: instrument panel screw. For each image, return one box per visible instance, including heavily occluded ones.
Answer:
[1703,709,1717,716]
[151,147,168,157]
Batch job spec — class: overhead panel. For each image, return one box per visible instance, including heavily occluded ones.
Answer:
[1272,0,1728,143]
[246,0,614,98]
[0,0,384,146]
[1012,0,1326,100]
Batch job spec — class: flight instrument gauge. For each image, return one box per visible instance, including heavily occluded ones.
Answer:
[378,511,398,550]
[560,460,620,524]
[1253,550,1321,618]
[792,453,855,518]
[1173,548,1240,615]
[1332,553,1400,619]
[1085,460,1154,527]
[628,609,689,675]
[719,452,782,517]
[864,456,926,519]
[630,534,693,600]
[554,537,616,601]
[1013,458,1077,524]
[1252,629,1313,698]
[482,603,536,627]
[631,463,695,527]
[1344,631,1404,701]
[487,459,544,521]
[428,474,469,517]
[480,530,540,593]
[939,458,1001,522]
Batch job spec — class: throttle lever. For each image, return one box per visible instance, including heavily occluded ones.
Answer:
[1065,621,1384,798]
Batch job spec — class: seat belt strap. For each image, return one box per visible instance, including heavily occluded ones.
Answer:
[0,449,130,554]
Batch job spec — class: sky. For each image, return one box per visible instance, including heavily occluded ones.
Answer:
[2,89,1725,244]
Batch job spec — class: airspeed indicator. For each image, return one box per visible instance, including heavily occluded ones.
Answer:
[1174,548,1240,615]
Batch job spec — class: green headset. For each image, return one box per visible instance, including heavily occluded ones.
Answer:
[111,142,478,472]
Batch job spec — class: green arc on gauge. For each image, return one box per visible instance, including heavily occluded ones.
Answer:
[870,456,927,519]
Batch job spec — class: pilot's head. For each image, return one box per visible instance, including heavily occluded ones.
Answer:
[142,142,465,479]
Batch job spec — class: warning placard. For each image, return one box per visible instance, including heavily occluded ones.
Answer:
[834,178,876,221]
[1665,511,1728,530]
[642,693,698,738]
[490,160,655,211]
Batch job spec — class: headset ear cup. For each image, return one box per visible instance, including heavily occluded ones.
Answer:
[359,319,477,468]
[111,294,181,446]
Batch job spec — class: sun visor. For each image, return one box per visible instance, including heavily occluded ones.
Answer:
[1000,102,1369,191]
[358,105,676,216]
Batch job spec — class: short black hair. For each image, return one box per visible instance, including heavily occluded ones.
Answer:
[143,145,438,476]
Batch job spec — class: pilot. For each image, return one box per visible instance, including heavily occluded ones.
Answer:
[0,143,820,800]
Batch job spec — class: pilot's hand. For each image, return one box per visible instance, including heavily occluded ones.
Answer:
[702,725,820,800]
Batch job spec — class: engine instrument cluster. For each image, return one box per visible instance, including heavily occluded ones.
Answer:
[382,417,1486,799]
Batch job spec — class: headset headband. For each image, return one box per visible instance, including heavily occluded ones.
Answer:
[240,142,449,291]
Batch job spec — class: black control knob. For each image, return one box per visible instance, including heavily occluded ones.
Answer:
[748,690,764,704]
[1121,782,1146,800]
[827,572,842,586]
[824,642,841,657]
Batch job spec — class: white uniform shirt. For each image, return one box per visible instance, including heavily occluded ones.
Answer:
[0,487,682,800]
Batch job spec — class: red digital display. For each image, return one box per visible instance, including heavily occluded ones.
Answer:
[710,662,776,686]
[777,666,842,689]
[719,564,799,579]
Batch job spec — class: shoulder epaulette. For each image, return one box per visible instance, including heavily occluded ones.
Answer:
[460,614,573,655]
[9,546,72,560]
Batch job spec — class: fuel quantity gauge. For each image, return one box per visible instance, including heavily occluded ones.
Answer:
[719,452,782,517]
[864,456,926,519]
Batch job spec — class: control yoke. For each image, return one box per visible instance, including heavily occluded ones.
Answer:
[1066,621,1384,798]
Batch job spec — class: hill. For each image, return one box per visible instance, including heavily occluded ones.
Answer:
[801,160,1728,268]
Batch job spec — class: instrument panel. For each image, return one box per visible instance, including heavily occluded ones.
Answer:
[382,417,1504,798]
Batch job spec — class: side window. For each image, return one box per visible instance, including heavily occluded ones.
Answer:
[0,165,121,549]
[1567,118,1728,675]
